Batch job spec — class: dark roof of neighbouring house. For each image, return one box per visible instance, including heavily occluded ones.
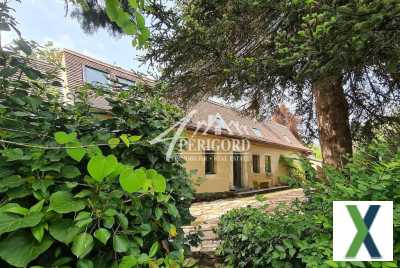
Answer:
[187,101,311,153]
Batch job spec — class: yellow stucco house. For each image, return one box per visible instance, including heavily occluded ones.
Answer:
[33,49,311,194]
[181,101,311,193]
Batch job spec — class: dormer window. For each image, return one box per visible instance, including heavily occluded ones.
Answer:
[215,115,226,129]
[116,76,135,89]
[84,66,109,86]
[252,127,262,137]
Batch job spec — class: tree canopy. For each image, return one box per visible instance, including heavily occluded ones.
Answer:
[66,0,150,47]
[142,0,400,167]
[24,0,400,166]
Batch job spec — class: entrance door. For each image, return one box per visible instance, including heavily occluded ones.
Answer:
[233,152,242,189]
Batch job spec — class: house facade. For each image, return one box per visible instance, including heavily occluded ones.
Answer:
[181,101,311,193]
[40,49,311,193]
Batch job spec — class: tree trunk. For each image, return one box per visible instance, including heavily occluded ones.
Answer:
[312,76,353,169]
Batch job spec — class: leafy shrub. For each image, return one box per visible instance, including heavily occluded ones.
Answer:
[0,49,195,267]
[217,141,400,268]
[279,155,316,188]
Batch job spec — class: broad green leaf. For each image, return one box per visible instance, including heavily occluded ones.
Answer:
[31,223,45,242]
[74,189,93,198]
[66,141,86,162]
[129,135,142,142]
[119,168,146,193]
[128,0,138,9]
[32,179,53,194]
[103,216,115,229]
[0,203,28,215]
[113,234,129,253]
[140,223,152,236]
[49,218,81,244]
[120,134,130,147]
[72,233,94,258]
[349,261,365,267]
[1,148,29,161]
[86,145,103,158]
[119,255,138,268]
[94,228,111,245]
[147,169,166,192]
[75,212,93,228]
[167,204,179,218]
[149,241,159,257]
[108,137,120,149]
[77,259,94,268]
[54,131,77,144]
[87,155,118,182]
[325,260,339,268]
[135,11,145,31]
[48,191,86,214]
[106,0,119,21]
[0,212,43,235]
[168,224,176,237]
[155,207,163,220]
[0,231,53,268]
[104,208,118,217]
[65,181,78,189]
[7,185,32,200]
[30,200,45,213]
[137,253,149,264]
[76,218,93,228]
[0,175,24,189]
[39,163,63,172]
[109,163,131,179]
[117,213,129,229]
[152,173,166,193]
[61,165,81,179]
[52,257,73,266]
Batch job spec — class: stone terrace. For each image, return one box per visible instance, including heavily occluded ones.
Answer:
[184,188,305,253]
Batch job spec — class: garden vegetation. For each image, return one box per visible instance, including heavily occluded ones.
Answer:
[217,141,399,268]
[0,16,195,267]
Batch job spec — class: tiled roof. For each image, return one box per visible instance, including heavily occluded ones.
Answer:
[187,101,311,153]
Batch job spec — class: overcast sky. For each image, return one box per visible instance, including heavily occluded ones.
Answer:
[3,0,151,75]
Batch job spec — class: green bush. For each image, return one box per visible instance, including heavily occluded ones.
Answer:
[0,44,195,267]
[279,155,317,188]
[217,141,400,268]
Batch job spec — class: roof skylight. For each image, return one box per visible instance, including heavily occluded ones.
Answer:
[252,127,262,137]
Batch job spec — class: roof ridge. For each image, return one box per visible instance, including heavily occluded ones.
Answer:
[268,121,289,129]
[205,100,259,121]
[206,99,241,112]
[28,57,57,67]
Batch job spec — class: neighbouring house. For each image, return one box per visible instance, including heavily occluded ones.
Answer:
[60,49,153,108]
[31,49,311,193]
